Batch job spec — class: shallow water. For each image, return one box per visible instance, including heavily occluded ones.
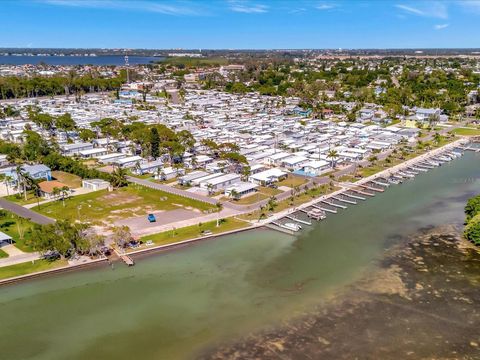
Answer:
[1,152,479,360]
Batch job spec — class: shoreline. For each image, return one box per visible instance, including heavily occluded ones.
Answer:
[0,138,469,286]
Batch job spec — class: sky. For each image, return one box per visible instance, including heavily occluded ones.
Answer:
[1,0,480,49]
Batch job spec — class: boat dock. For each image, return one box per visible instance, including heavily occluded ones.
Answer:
[120,255,135,266]
[266,141,467,236]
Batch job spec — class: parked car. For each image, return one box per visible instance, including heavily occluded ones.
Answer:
[147,214,156,222]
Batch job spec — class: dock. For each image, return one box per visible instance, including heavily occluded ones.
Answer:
[321,200,347,209]
[332,196,356,205]
[120,255,135,266]
[312,204,337,214]
[285,215,312,226]
[359,184,384,193]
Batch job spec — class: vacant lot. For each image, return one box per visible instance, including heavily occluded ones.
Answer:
[35,184,216,224]
[277,174,308,188]
[51,171,82,188]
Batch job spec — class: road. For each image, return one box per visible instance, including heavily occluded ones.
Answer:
[0,198,55,225]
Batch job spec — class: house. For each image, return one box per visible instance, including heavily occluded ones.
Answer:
[1,164,53,184]
[249,168,288,185]
[200,173,241,192]
[299,160,330,176]
[82,179,111,192]
[154,166,184,181]
[60,142,94,156]
[79,147,109,159]
[38,180,70,199]
[114,155,144,169]
[225,182,259,199]
[178,171,209,186]
[0,231,13,246]
[281,155,309,171]
[133,159,163,175]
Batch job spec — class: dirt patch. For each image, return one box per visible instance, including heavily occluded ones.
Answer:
[99,193,142,207]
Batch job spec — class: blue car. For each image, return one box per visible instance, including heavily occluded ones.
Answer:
[147,214,156,223]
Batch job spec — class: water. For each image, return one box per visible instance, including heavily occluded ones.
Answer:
[1,152,479,360]
[0,55,162,66]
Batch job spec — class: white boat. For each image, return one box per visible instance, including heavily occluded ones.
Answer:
[283,222,302,231]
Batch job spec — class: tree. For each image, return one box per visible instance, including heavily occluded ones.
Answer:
[79,128,96,142]
[28,220,89,259]
[111,167,128,188]
[150,127,160,159]
[229,189,239,200]
[55,113,76,139]
[465,195,480,222]
[433,132,443,145]
[267,196,277,212]
[111,225,132,249]
[327,149,339,168]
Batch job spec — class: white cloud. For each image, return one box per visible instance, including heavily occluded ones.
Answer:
[458,0,480,13]
[316,3,336,10]
[434,23,449,30]
[41,0,206,16]
[395,2,448,19]
[229,2,268,13]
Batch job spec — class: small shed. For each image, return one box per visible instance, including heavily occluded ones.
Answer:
[0,231,13,245]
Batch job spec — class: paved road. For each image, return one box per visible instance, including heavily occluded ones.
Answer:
[0,198,55,225]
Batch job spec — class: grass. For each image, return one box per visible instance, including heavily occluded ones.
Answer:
[139,218,249,247]
[34,184,217,224]
[51,171,82,188]
[4,191,40,206]
[0,210,35,252]
[0,259,68,281]
[451,128,480,136]
[277,174,308,188]
[0,248,8,258]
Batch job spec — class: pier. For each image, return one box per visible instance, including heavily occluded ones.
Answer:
[120,255,135,266]
[359,184,384,193]
[312,204,337,214]
[321,200,347,209]
[332,196,356,205]
[285,215,312,226]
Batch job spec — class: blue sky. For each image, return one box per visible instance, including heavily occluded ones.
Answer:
[1,0,480,49]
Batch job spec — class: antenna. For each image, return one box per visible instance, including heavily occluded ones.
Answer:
[124,51,130,83]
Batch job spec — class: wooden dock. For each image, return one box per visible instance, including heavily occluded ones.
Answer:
[120,255,135,266]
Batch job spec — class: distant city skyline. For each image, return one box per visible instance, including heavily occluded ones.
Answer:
[1,0,480,49]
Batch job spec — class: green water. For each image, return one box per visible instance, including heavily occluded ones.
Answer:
[1,152,479,360]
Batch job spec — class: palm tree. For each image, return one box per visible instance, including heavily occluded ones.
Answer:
[229,189,239,200]
[327,149,339,168]
[4,175,13,196]
[15,165,27,200]
[433,132,442,145]
[267,196,277,212]
[111,167,128,188]
[60,186,70,207]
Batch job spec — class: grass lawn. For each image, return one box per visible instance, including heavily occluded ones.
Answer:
[451,128,480,136]
[0,259,68,281]
[4,191,40,206]
[34,184,217,224]
[233,193,269,205]
[139,218,249,246]
[0,210,35,252]
[0,248,8,258]
[277,174,308,188]
[51,171,82,188]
